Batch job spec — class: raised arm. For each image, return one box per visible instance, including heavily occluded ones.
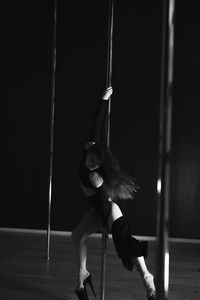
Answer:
[87,87,113,144]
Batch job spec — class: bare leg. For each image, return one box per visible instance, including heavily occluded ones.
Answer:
[107,199,122,229]
[134,256,156,298]
[71,208,102,288]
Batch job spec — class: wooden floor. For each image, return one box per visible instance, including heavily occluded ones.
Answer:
[0,230,200,300]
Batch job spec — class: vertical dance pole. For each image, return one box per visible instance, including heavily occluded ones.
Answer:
[47,0,57,260]
[105,0,114,148]
[100,1,114,299]
[156,0,175,299]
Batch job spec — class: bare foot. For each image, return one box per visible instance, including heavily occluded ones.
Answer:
[142,273,156,299]
[77,270,90,288]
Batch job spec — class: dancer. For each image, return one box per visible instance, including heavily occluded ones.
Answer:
[71,87,156,300]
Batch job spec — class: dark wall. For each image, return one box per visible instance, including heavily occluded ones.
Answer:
[2,1,53,229]
[2,1,200,239]
[171,1,200,238]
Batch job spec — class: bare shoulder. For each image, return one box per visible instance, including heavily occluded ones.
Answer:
[89,171,103,188]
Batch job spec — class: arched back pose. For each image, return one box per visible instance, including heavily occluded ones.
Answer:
[72,87,156,300]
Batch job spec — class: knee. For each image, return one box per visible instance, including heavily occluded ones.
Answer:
[108,202,123,229]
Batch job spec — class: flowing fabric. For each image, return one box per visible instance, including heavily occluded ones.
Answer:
[112,216,148,271]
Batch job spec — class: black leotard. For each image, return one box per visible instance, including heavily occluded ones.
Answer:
[78,148,111,227]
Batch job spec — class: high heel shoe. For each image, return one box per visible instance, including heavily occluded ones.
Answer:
[75,287,89,300]
[75,274,96,300]
[147,295,156,300]
[83,274,96,298]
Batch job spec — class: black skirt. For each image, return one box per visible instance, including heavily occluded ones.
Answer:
[112,216,148,271]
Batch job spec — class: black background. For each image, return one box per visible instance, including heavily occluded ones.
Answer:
[2,0,200,239]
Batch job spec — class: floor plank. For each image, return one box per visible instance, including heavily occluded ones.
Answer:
[0,231,200,299]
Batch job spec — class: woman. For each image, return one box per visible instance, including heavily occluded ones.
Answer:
[71,87,156,300]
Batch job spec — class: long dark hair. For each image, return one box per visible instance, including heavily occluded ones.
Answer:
[87,143,138,200]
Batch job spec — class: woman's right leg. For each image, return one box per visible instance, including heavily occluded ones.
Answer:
[108,201,156,299]
[133,256,156,299]
[71,208,102,289]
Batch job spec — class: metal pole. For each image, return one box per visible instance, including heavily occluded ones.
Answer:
[106,0,114,148]
[47,0,57,261]
[100,1,114,299]
[156,0,175,299]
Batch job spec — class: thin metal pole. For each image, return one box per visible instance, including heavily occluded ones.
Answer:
[106,0,114,148]
[47,0,57,261]
[100,1,114,299]
[156,0,175,299]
